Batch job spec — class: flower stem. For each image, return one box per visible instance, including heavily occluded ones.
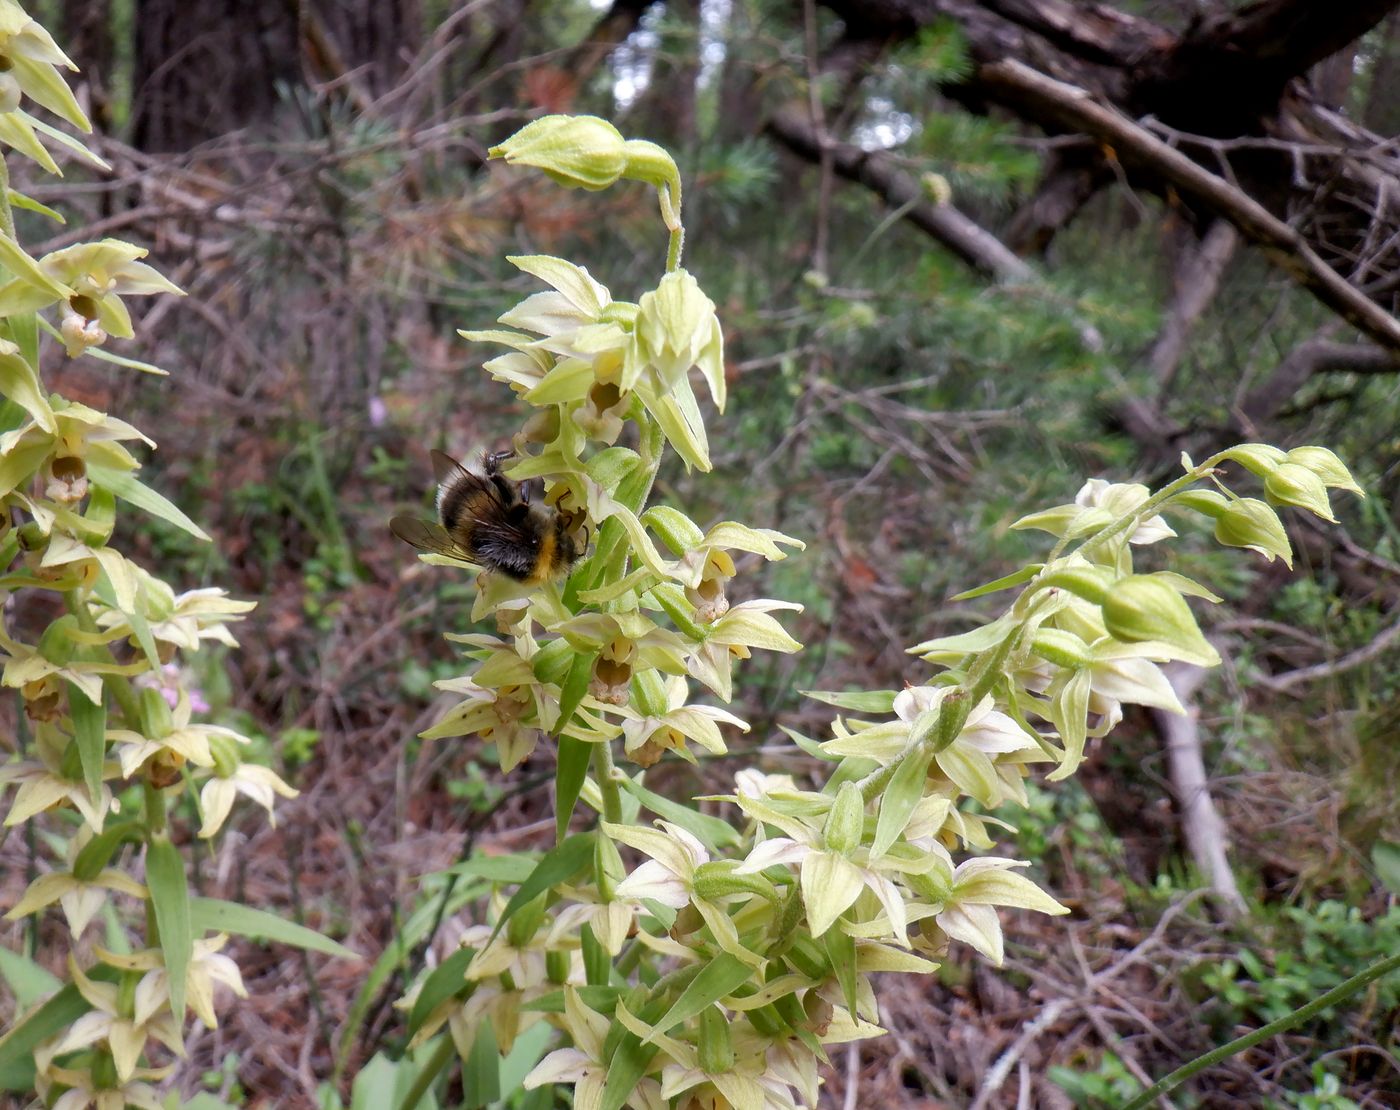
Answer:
[1120,950,1400,1110]
[0,155,14,240]
[666,224,685,272]
[393,1033,457,1110]
[65,589,143,726]
[592,741,623,824]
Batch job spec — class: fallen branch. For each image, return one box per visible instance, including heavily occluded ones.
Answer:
[1150,220,1239,389]
[1236,334,1400,429]
[1153,661,1248,920]
[766,104,1036,284]
[1256,609,1400,693]
[978,60,1400,350]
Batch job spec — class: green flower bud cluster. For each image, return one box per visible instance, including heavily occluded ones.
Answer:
[0,7,307,1104]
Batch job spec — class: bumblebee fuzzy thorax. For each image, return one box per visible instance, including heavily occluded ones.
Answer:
[389,450,586,585]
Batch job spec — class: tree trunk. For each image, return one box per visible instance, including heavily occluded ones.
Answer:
[130,0,301,151]
[314,0,422,97]
[631,0,701,145]
[62,0,114,130]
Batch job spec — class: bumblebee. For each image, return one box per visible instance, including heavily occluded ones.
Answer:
[389,450,585,584]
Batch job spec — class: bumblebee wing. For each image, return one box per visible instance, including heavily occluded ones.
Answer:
[389,516,472,561]
[430,449,471,486]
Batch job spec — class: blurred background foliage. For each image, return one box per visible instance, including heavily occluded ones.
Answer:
[3,0,1400,1105]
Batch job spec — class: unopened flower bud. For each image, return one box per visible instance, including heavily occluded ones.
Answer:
[506,893,548,949]
[822,782,866,855]
[595,831,625,901]
[37,615,80,666]
[140,686,174,740]
[208,733,242,779]
[1286,446,1362,495]
[697,1006,735,1073]
[545,948,572,985]
[693,861,778,903]
[1264,462,1335,522]
[1030,628,1092,670]
[1039,563,1114,605]
[1221,442,1287,478]
[1214,498,1291,565]
[490,114,627,191]
[1101,575,1218,666]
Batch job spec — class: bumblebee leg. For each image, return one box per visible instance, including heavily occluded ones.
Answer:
[483,449,515,475]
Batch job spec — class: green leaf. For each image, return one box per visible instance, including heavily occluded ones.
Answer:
[825,926,859,1017]
[582,923,611,986]
[1373,841,1400,898]
[872,748,932,859]
[26,112,110,170]
[438,854,539,884]
[0,231,67,298]
[189,897,359,960]
[145,835,193,1023]
[488,833,594,946]
[618,775,741,852]
[6,187,64,224]
[72,819,143,882]
[0,350,54,433]
[66,680,106,803]
[355,1046,442,1110]
[951,564,1042,601]
[801,689,898,714]
[6,310,39,367]
[778,724,842,762]
[599,1024,659,1110]
[407,946,475,1035]
[0,984,84,1090]
[461,1022,501,1109]
[523,984,621,1014]
[0,947,61,1009]
[554,735,590,844]
[335,879,489,1077]
[498,1020,555,1098]
[554,649,598,840]
[127,596,162,670]
[87,461,211,541]
[648,951,753,1041]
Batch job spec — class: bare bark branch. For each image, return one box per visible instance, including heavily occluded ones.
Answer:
[1005,146,1106,254]
[1237,335,1400,428]
[1149,220,1240,390]
[1154,662,1247,920]
[1256,609,1400,693]
[766,104,1035,283]
[979,60,1400,350]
